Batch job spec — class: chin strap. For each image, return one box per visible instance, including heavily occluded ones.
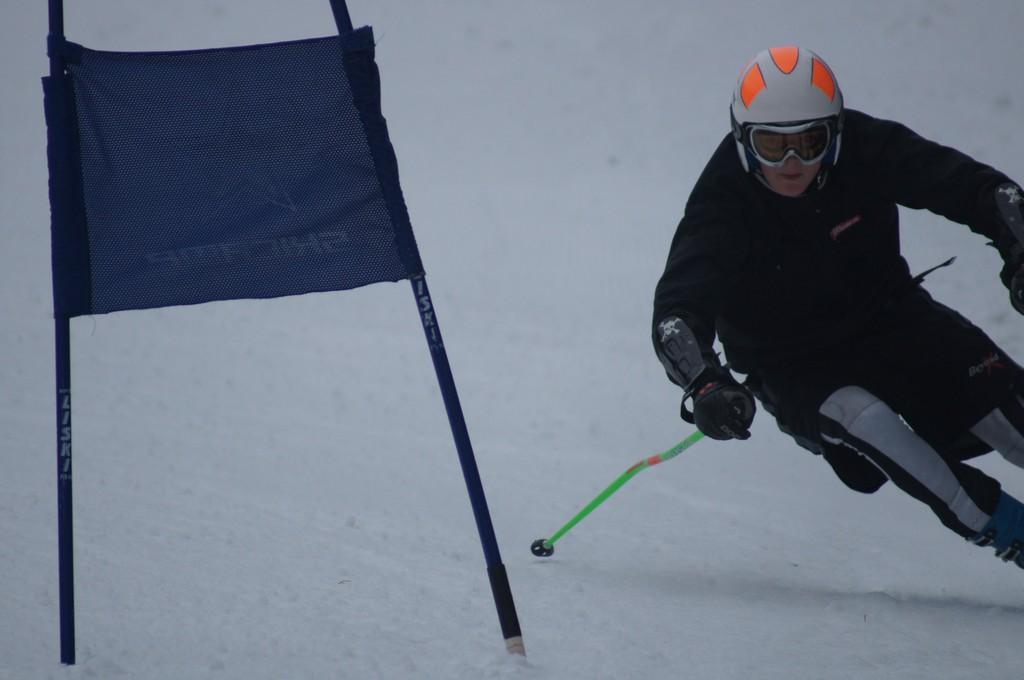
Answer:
[814,168,830,190]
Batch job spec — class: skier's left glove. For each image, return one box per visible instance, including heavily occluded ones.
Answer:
[998,243,1024,315]
[1006,255,1024,316]
[994,183,1024,314]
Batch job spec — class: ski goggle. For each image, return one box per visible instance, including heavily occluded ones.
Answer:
[745,120,832,166]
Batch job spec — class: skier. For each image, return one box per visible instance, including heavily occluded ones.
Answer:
[653,46,1024,568]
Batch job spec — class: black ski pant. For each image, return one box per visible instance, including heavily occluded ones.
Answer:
[748,287,1024,538]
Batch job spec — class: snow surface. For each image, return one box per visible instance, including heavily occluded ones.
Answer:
[3,1,1024,678]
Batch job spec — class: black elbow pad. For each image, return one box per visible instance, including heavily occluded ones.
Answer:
[654,315,720,391]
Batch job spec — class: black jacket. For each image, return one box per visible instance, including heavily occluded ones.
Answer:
[653,109,1015,373]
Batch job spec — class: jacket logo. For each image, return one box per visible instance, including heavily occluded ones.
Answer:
[969,353,1005,378]
[658,317,683,340]
[998,184,1023,205]
[830,214,862,241]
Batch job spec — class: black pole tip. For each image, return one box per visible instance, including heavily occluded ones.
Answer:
[531,539,554,557]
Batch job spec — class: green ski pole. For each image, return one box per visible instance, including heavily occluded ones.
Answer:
[531,430,706,557]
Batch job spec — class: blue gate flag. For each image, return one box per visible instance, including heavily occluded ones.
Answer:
[46,28,422,318]
[43,0,523,664]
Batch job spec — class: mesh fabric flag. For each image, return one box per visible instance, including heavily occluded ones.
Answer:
[47,28,422,317]
[43,2,522,665]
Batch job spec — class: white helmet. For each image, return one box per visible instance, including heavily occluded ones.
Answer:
[730,46,844,173]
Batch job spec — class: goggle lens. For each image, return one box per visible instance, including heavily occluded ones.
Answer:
[749,124,830,164]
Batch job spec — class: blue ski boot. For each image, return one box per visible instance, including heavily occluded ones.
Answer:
[971,491,1024,569]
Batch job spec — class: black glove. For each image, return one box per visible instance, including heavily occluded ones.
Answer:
[1000,248,1024,316]
[997,244,1024,315]
[688,377,756,441]
[994,183,1024,314]
[1011,271,1024,316]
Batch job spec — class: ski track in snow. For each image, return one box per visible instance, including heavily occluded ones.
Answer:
[3,1,1024,678]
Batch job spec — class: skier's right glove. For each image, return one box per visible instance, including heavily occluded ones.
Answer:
[688,374,756,441]
[654,313,756,440]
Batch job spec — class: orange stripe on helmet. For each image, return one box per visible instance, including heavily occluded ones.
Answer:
[740,64,767,109]
[768,46,799,74]
[811,58,836,101]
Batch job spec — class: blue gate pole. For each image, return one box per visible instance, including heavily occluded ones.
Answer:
[327,0,353,33]
[410,275,525,655]
[55,318,75,665]
[48,0,76,665]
